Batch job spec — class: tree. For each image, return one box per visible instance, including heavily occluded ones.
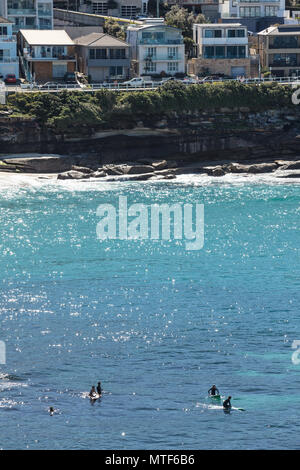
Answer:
[104,18,126,41]
[165,6,209,38]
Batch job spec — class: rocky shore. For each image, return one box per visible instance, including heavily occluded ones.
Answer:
[0,106,299,180]
[1,154,300,181]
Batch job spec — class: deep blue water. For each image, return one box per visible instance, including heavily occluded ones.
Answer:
[0,176,299,449]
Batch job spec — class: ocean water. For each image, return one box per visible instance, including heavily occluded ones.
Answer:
[0,173,299,450]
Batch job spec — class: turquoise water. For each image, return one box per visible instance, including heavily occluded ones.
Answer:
[0,176,299,449]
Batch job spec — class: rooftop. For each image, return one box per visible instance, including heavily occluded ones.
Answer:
[194,23,244,28]
[0,16,12,24]
[258,24,300,36]
[75,32,129,48]
[19,29,74,46]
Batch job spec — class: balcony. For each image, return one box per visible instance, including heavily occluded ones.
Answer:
[0,57,18,63]
[139,39,183,45]
[88,58,130,67]
[0,36,16,43]
[144,55,183,61]
[24,53,76,61]
[38,10,52,17]
[201,37,248,45]
[8,9,36,15]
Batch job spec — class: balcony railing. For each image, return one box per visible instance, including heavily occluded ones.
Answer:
[8,8,36,15]
[139,39,183,45]
[0,57,18,63]
[144,55,182,61]
[0,36,16,42]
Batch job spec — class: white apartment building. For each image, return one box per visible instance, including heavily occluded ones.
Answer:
[0,16,19,79]
[0,1,53,33]
[219,0,286,32]
[126,19,185,76]
[219,0,286,19]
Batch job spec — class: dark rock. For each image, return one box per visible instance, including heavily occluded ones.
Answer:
[247,163,277,173]
[91,170,106,178]
[122,164,154,175]
[279,160,300,170]
[57,170,89,180]
[71,165,93,174]
[3,155,74,173]
[151,160,167,170]
[212,167,226,176]
[226,163,250,173]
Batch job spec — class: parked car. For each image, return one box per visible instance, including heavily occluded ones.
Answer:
[39,82,60,89]
[64,72,77,84]
[122,77,153,87]
[4,74,17,84]
[200,75,223,83]
[181,77,199,85]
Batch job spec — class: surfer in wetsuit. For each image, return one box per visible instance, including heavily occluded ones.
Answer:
[49,407,55,416]
[223,396,232,410]
[97,382,102,396]
[208,385,220,396]
[89,386,96,398]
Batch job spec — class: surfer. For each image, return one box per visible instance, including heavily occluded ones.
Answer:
[223,396,232,410]
[49,406,55,416]
[97,382,102,396]
[89,386,97,398]
[208,385,219,396]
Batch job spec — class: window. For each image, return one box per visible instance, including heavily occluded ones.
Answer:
[121,6,137,17]
[270,53,297,66]
[92,2,108,15]
[205,29,222,38]
[228,29,245,38]
[204,46,214,58]
[89,49,107,59]
[0,27,8,36]
[216,46,225,58]
[238,46,246,58]
[167,62,178,72]
[168,47,177,59]
[146,47,156,58]
[271,36,298,49]
[109,66,123,76]
[145,62,156,72]
[239,6,261,17]
[227,46,238,58]
[265,6,279,16]
[109,49,126,59]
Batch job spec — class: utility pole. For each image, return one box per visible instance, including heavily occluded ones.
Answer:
[156,0,159,18]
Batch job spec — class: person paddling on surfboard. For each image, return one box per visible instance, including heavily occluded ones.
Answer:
[223,396,232,410]
[208,385,220,396]
[89,386,97,398]
[97,382,102,396]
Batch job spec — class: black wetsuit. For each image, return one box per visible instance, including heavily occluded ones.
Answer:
[208,387,219,396]
[223,398,231,409]
[97,384,102,395]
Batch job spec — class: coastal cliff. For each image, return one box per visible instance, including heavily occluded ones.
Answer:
[0,107,299,166]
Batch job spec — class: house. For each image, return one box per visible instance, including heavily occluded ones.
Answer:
[126,19,185,77]
[18,29,76,82]
[75,0,149,19]
[163,0,219,22]
[0,1,53,33]
[258,24,300,77]
[219,0,286,33]
[189,23,251,78]
[75,32,130,81]
[0,16,19,79]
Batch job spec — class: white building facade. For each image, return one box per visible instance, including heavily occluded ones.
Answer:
[0,1,53,33]
[126,19,185,77]
[0,16,19,79]
[219,0,285,19]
